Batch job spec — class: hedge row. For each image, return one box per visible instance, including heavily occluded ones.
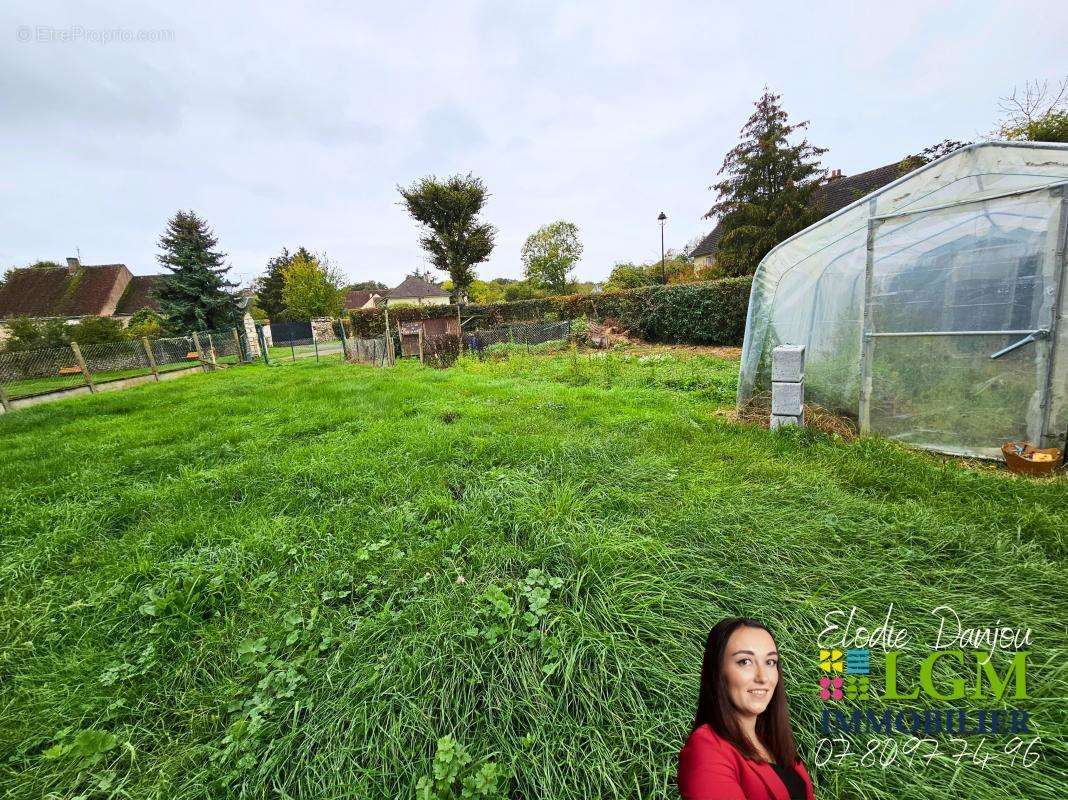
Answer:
[349,276,753,346]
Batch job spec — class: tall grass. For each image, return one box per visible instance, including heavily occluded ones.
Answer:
[0,353,1064,799]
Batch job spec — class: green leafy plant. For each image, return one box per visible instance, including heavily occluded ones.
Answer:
[137,568,233,632]
[213,607,339,781]
[41,729,119,766]
[465,569,565,675]
[415,735,508,799]
[99,643,156,687]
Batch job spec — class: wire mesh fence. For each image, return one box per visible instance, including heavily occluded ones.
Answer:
[0,345,85,398]
[346,336,393,367]
[463,320,572,355]
[151,336,201,373]
[196,329,245,367]
[263,336,346,364]
[423,334,462,368]
[0,325,253,409]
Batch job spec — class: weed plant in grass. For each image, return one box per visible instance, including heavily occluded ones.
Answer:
[0,352,1064,799]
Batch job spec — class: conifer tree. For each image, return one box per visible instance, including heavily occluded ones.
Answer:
[255,247,291,320]
[153,210,239,331]
[705,90,827,276]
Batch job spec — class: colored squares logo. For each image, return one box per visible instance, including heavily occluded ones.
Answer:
[819,676,843,701]
[845,648,870,675]
[819,649,843,673]
[844,675,871,701]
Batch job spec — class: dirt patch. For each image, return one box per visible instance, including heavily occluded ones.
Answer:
[621,342,743,360]
[717,392,858,439]
[582,322,742,360]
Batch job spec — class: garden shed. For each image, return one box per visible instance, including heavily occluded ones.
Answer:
[739,142,1068,459]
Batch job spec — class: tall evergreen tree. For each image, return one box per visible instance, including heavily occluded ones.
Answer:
[705,90,827,276]
[255,247,291,320]
[153,210,239,330]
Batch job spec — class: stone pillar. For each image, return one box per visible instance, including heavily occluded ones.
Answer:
[310,317,335,342]
[771,345,805,429]
[242,313,260,358]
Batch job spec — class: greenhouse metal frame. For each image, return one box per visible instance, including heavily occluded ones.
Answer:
[738,142,1068,459]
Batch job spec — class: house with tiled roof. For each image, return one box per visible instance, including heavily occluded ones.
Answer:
[0,257,166,333]
[343,289,383,311]
[692,159,909,275]
[384,275,451,306]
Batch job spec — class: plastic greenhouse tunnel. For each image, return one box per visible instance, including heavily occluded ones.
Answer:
[738,141,1068,459]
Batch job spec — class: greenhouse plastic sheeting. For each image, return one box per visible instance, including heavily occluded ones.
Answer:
[738,142,1068,459]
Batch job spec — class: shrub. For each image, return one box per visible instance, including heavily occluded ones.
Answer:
[67,316,127,346]
[124,309,171,340]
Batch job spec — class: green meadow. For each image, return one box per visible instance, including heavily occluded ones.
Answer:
[0,351,1063,799]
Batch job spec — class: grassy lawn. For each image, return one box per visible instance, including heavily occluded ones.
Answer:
[265,341,344,364]
[0,351,1063,799]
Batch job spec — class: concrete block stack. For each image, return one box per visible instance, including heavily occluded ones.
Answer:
[771,345,805,429]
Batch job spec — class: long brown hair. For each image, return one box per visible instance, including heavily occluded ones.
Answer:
[691,617,798,766]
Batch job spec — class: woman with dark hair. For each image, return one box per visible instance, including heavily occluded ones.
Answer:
[677,618,815,799]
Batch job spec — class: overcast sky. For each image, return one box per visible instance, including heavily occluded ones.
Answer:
[2,1,1066,288]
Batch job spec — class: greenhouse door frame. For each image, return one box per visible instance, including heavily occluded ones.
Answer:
[858,181,1068,456]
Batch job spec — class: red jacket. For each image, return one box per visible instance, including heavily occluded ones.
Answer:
[677,724,815,800]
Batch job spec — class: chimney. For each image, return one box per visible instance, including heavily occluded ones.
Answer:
[827,169,844,181]
[66,257,81,273]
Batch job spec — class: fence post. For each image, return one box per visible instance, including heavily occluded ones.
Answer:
[141,337,159,381]
[0,383,10,413]
[338,318,349,360]
[290,338,296,362]
[232,327,244,363]
[418,326,424,364]
[257,325,270,365]
[382,304,391,361]
[313,336,319,363]
[207,334,218,368]
[192,332,210,372]
[70,341,96,392]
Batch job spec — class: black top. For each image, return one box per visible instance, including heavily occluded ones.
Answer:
[770,762,807,799]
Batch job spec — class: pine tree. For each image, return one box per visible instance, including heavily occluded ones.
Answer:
[255,247,291,320]
[153,210,239,331]
[705,90,827,276]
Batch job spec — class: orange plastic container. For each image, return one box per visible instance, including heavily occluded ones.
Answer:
[1002,441,1063,476]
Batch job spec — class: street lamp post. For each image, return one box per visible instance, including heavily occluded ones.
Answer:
[657,211,667,284]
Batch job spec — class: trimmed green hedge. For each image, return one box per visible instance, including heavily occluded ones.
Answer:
[349,277,752,346]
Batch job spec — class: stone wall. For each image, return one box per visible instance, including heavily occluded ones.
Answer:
[311,317,337,342]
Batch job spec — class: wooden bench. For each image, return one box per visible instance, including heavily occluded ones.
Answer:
[58,366,82,376]
[185,352,199,360]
